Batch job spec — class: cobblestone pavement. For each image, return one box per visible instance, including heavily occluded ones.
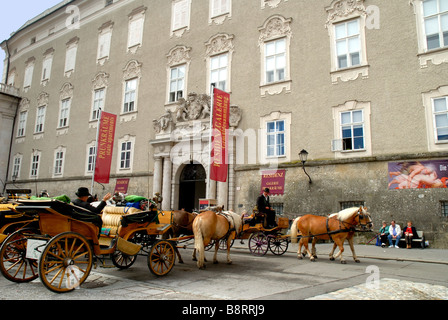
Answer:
[307,278,448,300]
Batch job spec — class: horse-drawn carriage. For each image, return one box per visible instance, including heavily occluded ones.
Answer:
[0,199,182,293]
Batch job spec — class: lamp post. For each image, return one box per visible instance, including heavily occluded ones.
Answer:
[299,149,312,184]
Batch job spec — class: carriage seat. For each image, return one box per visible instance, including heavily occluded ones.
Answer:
[101,206,142,237]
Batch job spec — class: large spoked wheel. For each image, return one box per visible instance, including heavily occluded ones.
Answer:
[268,235,289,255]
[248,232,269,256]
[0,228,41,283]
[147,240,175,277]
[219,238,234,251]
[38,232,93,293]
[111,233,138,269]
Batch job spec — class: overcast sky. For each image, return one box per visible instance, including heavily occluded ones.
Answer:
[0,0,63,80]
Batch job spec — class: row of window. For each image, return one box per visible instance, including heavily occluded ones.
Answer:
[11,1,448,97]
[11,139,134,180]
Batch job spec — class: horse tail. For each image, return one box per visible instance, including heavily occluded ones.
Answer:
[193,216,205,267]
[290,216,301,243]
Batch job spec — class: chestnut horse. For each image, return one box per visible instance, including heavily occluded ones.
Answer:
[167,210,198,263]
[192,210,243,269]
[291,207,372,264]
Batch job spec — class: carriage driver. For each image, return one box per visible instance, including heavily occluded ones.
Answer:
[73,187,112,214]
[256,188,277,228]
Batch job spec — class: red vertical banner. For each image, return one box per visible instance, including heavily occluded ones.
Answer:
[210,88,230,182]
[94,112,116,184]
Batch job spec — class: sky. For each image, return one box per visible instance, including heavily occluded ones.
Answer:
[0,0,63,80]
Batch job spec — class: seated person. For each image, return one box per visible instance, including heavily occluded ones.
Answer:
[378,221,389,248]
[256,188,276,228]
[72,187,112,214]
[387,220,401,248]
[403,220,419,249]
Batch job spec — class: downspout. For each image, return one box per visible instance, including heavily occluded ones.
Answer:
[2,40,19,194]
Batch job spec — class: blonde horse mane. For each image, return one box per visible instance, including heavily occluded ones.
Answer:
[330,207,365,221]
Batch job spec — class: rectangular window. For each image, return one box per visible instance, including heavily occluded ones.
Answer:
[92,89,105,120]
[65,46,77,73]
[98,31,112,60]
[128,17,144,48]
[341,110,364,151]
[173,0,190,31]
[169,65,185,103]
[267,120,285,157]
[17,111,27,137]
[87,146,96,173]
[24,64,34,89]
[265,38,286,83]
[211,0,230,18]
[340,201,365,210]
[12,156,21,180]
[120,142,132,169]
[35,106,46,133]
[54,151,64,175]
[41,56,52,81]
[441,201,448,217]
[433,97,448,142]
[59,99,71,128]
[335,19,361,69]
[124,79,137,113]
[31,154,39,178]
[423,0,448,50]
[210,53,228,91]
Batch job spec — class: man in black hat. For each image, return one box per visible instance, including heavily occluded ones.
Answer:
[73,187,112,214]
[256,188,277,228]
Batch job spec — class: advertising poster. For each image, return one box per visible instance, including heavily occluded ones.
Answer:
[260,170,286,195]
[388,160,448,189]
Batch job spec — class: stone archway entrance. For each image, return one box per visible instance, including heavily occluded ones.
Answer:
[178,163,206,212]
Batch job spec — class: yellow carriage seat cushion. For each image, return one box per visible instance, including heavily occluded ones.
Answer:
[101,206,141,236]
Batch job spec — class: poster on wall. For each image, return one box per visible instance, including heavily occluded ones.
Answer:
[260,170,286,195]
[388,160,448,189]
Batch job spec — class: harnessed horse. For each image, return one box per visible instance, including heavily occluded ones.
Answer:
[192,210,243,269]
[291,207,373,264]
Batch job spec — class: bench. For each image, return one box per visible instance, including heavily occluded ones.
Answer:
[399,230,426,248]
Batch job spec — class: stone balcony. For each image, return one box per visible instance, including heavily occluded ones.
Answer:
[0,83,20,97]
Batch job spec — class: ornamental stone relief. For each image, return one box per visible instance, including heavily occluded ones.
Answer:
[123,60,142,80]
[325,0,366,27]
[167,45,192,66]
[258,15,292,46]
[205,33,234,57]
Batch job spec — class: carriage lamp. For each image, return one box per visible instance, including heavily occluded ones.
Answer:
[299,149,312,184]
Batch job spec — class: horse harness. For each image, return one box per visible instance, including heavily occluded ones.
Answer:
[217,212,237,241]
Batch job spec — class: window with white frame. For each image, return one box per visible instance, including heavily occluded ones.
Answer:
[92,88,105,120]
[41,54,53,84]
[265,38,286,84]
[341,110,365,151]
[86,144,97,174]
[58,99,71,128]
[335,19,361,69]
[433,96,448,142]
[211,0,230,17]
[210,53,228,91]
[35,106,46,133]
[260,111,291,164]
[98,22,113,63]
[23,60,34,90]
[53,149,65,176]
[17,111,27,137]
[30,152,40,178]
[64,37,79,77]
[258,15,292,96]
[169,65,186,103]
[332,101,372,158]
[120,141,132,169]
[12,155,22,180]
[128,8,145,53]
[423,0,448,50]
[267,120,286,157]
[172,0,191,35]
[123,79,137,113]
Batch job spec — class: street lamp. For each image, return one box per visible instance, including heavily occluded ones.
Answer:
[299,149,312,184]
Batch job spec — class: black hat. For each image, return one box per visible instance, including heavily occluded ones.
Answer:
[76,187,91,197]
[263,188,270,193]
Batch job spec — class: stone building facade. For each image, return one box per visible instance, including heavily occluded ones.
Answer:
[1,0,448,246]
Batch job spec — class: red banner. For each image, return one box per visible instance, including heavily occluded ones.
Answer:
[210,88,230,182]
[261,170,286,195]
[94,112,116,184]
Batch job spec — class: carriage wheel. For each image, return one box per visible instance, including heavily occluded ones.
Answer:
[147,240,175,276]
[38,232,93,293]
[219,238,234,251]
[205,240,215,251]
[268,235,289,255]
[248,232,268,256]
[0,228,40,283]
[111,233,138,269]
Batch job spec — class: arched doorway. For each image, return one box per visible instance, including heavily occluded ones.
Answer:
[178,163,206,212]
